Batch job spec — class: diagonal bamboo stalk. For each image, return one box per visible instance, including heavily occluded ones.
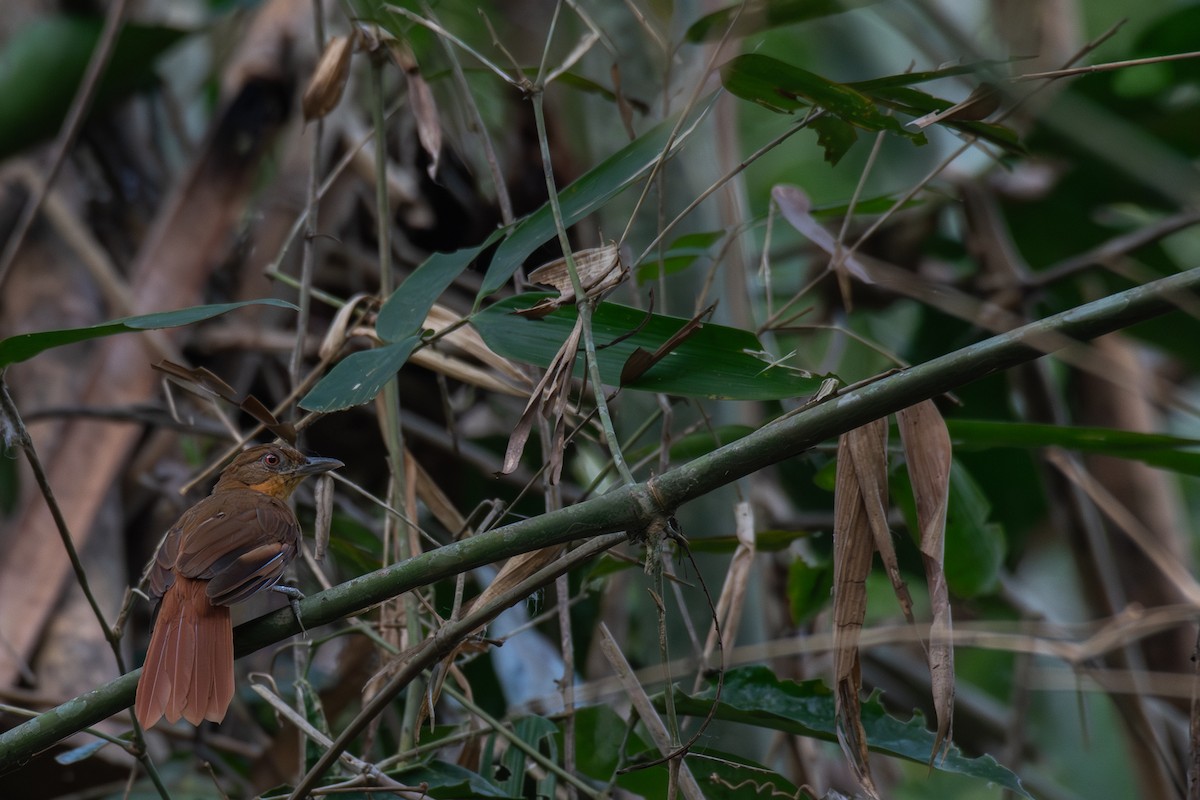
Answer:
[3,264,1200,769]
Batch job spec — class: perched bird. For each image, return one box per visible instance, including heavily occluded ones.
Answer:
[134,443,342,728]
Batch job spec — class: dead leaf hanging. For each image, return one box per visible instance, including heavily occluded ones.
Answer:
[898,399,955,763]
[832,421,885,800]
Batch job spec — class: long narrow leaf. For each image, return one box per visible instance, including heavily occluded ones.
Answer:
[0,299,297,368]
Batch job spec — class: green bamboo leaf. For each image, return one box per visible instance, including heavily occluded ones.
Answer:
[0,16,187,158]
[668,666,1032,797]
[811,115,859,165]
[478,101,712,298]
[0,299,297,368]
[299,337,422,412]
[377,235,501,341]
[471,293,827,400]
[947,419,1200,476]
[720,54,925,145]
[685,0,884,42]
[787,549,834,624]
[635,230,724,283]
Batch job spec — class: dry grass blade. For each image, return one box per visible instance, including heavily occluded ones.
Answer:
[832,426,883,800]
[897,399,955,763]
[848,418,913,624]
[597,623,705,800]
[700,501,755,674]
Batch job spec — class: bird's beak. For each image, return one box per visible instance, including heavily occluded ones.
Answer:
[293,456,344,476]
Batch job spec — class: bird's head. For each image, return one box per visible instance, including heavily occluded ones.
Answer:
[215,443,343,498]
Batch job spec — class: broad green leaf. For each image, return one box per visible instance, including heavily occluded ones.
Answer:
[685,0,884,42]
[299,337,422,412]
[0,16,187,158]
[0,299,297,368]
[569,706,652,790]
[471,294,827,400]
[894,461,1004,597]
[635,230,724,283]
[811,115,859,165]
[787,548,834,624]
[720,54,924,144]
[377,234,501,342]
[947,419,1200,476]
[477,101,712,298]
[668,666,1032,798]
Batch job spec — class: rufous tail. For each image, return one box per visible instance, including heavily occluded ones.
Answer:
[134,575,234,728]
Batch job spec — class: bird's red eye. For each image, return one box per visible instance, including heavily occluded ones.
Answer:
[263,452,281,467]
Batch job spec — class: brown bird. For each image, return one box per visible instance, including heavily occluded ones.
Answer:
[134,443,342,729]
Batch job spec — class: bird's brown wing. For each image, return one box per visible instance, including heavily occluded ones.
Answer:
[167,492,301,607]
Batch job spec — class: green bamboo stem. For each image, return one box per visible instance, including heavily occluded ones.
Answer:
[3,265,1200,768]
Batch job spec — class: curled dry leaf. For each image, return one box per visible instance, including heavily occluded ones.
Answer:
[319,293,380,360]
[832,422,884,800]
[519,244,626,318]
[898,400,955,763]
[387,38,442,180]
[302,33,355,121]
[312,472,335,562]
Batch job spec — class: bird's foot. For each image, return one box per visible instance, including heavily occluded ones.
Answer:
[271,584,307,637]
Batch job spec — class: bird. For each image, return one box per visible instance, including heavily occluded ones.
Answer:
[134,443,342,729]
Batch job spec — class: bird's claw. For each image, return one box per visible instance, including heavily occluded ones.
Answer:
[271,584,307,637]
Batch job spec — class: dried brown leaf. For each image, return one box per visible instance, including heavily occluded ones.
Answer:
[526,244,626,312]
[312,473,335,562]
[501,318,581,480]
[847,419,914,624]
[152,360,238,402]
[620,302,714,386]
[832,427,881,800]
[772,185,875,284]
[302,34,355,121]
[897,399,954,762]
[611,63,636,140]
[388,39,442,179]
